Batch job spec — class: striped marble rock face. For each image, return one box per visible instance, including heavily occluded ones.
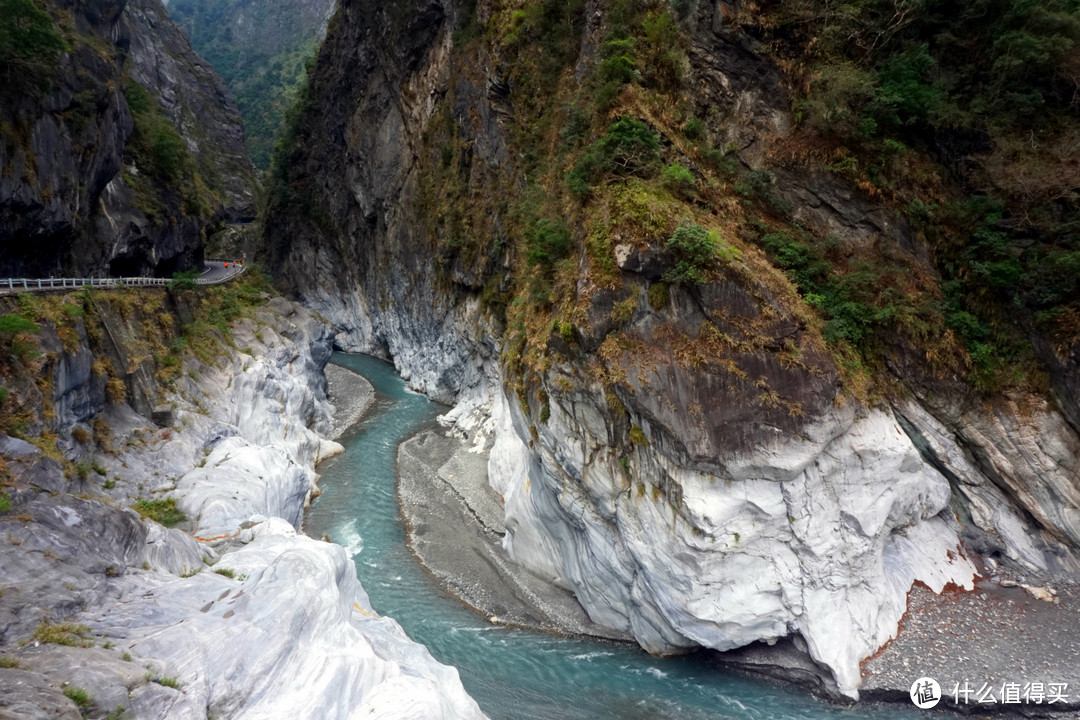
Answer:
[0,298,486,720]
[487,385,975,699]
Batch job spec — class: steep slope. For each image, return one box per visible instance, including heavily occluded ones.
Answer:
[264,0,1080,699]
[166,0,337,168]
[0,0,257,279]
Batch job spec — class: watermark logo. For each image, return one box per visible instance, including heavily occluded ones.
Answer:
[909,678,1070,708]
[911,677,942,709]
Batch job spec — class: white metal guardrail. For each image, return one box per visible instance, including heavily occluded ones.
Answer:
[0,260,245,295]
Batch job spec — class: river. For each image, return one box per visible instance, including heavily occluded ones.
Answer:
[304,353,921,720]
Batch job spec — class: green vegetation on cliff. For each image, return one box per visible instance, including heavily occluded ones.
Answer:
[463,0,1079,396]
[124,79,218,220]
[132,497,187,527]
[747,0,1080,389]
[167,0,332,168]
[0,0,67,90]
[1,0,257,279]
[419,0,822,409]
[267,0,1079,415]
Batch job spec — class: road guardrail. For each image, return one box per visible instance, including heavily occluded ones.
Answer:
[0,260,245,295]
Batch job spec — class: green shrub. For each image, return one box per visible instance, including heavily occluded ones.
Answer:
[796,62,876,135]
[761,233,831,291]
[0,310,44,364]
[758,231,938,355]
[517,0,587,86]
[648,282,669,309]
[0,490,9,514]
[822,297,887,345]
[611,297,637,326]
[566,117,661,194]
[169,270,200,290]
[213,567,236,578]
[736,169,791,212]
[776,0,1080,131]
[598,38,638,85]
[559,105,591,147]
[661,224,739,285]
[682,116,705,140]
[132,497,186,528]
[565,162,596,196]
[526,218,574,266]
[0,313,40,336]
[640,9,687,87]
[661,163,695,195]
[871,44,944,129]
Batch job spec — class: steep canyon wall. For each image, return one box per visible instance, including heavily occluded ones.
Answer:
[264,0,1080,697]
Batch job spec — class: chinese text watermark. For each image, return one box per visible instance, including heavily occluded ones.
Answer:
[909,678,1071,708]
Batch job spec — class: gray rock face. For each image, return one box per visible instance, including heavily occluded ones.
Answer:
[0,0,257,278]
[896,397,1080,574]
[0,0,131,278]
[0,667,83,720]
[399,425,632,640]
[124,0,258,219]
[263,0,500,405]
[92,528,484,720]
[487,387,977,697]
[0,488,202,648]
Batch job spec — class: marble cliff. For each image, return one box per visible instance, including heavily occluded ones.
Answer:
[264,0,1080,700]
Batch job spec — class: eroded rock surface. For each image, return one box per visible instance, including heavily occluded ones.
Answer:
[0,298,485,720]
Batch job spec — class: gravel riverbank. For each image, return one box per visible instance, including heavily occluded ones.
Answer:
[325,361,375,439]
[862,573,1080,718]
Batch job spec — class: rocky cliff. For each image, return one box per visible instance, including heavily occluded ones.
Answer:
[166,0,337,168]
[264,0,1080,701]
[0,285,484,719]
[0,0,257,279]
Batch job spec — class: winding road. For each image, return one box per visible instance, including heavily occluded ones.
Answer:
[198,259,244,284]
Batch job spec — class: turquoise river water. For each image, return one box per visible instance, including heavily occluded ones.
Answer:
[304,353,922,720]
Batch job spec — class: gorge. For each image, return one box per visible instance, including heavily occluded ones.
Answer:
[1,0,1080,717]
